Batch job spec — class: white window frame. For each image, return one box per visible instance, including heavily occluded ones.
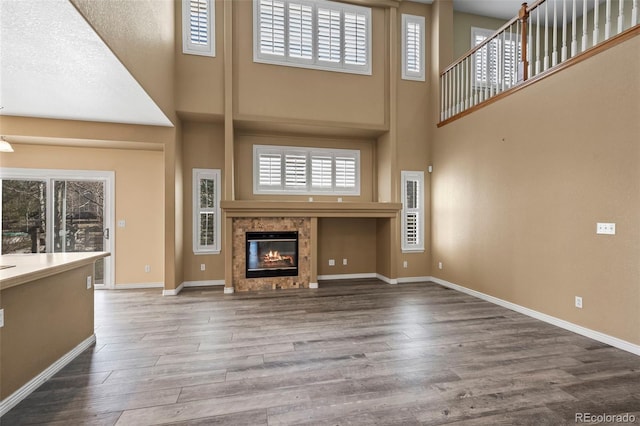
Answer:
[253,145,360,195]
[401,171,424,253]
[471,27,521,88]
[253,0,372,75]
[193,169,221,254]
[182,0,215,57]
[401,14,425,81]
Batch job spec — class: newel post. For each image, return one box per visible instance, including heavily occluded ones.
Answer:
[519,3,529,82]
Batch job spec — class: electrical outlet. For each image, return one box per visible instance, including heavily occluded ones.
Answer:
[145,265,151,273]
[117,220,126,228]
[0,309,4,328]
[86,276,92,289]
[575,296,583,309]
[403,261,408,268]
[596,222,616,235]
[328,259,335,266]
[438,262,443,270]
[200,264,206,271]
[343,258,348,266]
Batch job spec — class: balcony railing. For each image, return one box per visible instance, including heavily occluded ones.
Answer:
[440,0,639,124]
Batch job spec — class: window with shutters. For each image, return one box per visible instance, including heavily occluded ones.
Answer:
[471,27,521,87]
[401,171,424,252]
[253,0,371,75]
[254,145,360,195]
[401,14,425,81]
[193,169,221,254]
[182,0,215,57]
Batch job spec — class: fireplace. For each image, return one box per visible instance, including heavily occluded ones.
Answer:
[246,231,298,278]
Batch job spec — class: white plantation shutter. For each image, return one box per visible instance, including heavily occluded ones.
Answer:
[182,0,215,57]
[259,0,286,56]
[311,155,333,190]
[288,3,313,60]
[254,0,371,75]
[284,153,307,188]
[401,171,424,251]
[258,152,282,188]
[344,11,367,66]
[472,27,520,86]
[402,15,425,81]
[254,146,359,194]
[317,7,341,63]
[193,169,220,253]
[335,156,357,189]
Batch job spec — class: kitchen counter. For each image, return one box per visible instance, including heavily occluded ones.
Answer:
[0,252,110,291]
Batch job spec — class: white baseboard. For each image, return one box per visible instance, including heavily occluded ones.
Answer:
[115,282,164,290]
[223,286,234,294]
[184,280,225,288]
[309,282,318,289]
[318,273,377,281]
[0,334,96,417]
[430,277,640,357]
[376,273,398,285]
[162,282,184,296]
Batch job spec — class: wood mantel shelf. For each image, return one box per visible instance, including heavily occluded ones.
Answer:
[221,201,402,218]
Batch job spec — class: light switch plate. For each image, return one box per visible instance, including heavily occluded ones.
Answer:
[86,276,92,289]
[328,259,335,266]
[0,309,4,328]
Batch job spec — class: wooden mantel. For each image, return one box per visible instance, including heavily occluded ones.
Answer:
[221,200,402,218]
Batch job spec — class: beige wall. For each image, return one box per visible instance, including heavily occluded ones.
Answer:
[233,1,387,129]
[234,133,376,202]
[1,263,94,399]
[432,36,640,345]
[0,144,164,286]
[182,121,226,282]
[317,218,377,276]
[175,0,225,117]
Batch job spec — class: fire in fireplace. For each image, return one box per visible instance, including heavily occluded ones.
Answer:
[246,231,298,278]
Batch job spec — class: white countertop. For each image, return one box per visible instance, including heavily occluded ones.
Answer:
[0,252,110,290]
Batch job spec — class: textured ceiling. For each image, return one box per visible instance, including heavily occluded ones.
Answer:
[453,0,525,20]
[0,0,172,127]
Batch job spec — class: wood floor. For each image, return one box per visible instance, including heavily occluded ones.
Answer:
[3,280,640,425]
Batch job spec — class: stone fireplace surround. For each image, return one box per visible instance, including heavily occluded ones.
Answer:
[232,217,311,291]
[222,201,402,293]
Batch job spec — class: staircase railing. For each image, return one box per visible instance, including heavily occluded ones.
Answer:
[440,0,639,124]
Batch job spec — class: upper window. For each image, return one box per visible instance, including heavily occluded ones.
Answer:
[193,169,221,254]
[471,27,521,87]
[254,145,360,195]
[401,14,425,81]
[183,0,215,57]
[401,171,424,252]
[253,0,371,75]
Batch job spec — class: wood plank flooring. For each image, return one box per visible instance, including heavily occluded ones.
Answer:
[3,280,639,425]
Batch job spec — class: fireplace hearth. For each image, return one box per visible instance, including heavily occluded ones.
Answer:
[246,231,298,278]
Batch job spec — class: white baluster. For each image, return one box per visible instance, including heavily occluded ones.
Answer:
[544,2,550,71]
[605,0,611,39]
[554,0,559,65]
[455,65,460,113]
[618,0,624,34]
[528,16,533,78]
[440,74,445,121]
[582,0,588,52]
[571,0,577,56]
[593,0,599,46]
[632,0,637,26]
[536,8,541,75]
[561,0,568,61]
